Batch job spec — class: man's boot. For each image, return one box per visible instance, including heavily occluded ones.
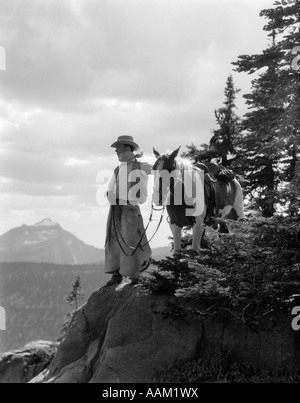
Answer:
[106,271,123,286]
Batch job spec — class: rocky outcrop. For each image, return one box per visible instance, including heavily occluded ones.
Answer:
[32,285,203,383]
[30,284,300,384]
[0,341,58,383]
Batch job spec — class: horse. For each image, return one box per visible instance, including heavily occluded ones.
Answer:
[152,147,244,253]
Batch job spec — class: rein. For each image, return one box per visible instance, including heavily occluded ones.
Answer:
[112,203,166,257]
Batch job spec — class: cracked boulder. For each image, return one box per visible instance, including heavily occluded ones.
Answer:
[31,286,203,383]
[0,341,58,383]
[30,285,300,384]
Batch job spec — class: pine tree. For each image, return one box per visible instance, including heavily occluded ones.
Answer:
[210,75,241,166]
[66,275,84,310]
[282,152,300,216]
[185,75,241,167]
[233,43,284,216]
[58,275,85,342]
[232,0,300,217]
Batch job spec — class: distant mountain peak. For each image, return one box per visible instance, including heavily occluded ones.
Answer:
[0,219,104,265]
[33,219,59,227]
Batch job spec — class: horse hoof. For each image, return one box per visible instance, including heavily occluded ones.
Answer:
[173,251,183,258]
[189,249,199,256]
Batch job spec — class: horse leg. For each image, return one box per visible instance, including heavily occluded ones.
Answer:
[170,223,182,253]
[201,228,208,248]
[192,215,205,251]
[216,205,232,233]
[219,220,230,233]
[233,181,245,219]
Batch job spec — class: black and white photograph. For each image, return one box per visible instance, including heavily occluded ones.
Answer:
[0,0,299,386]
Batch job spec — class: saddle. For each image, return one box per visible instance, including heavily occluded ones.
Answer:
[197,162,235,184]
[196,162,236,224]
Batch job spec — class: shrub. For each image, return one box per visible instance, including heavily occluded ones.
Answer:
[141,216,300,327]
[157,353,300,383]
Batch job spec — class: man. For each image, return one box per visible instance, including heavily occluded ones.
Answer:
[105,135,152,286]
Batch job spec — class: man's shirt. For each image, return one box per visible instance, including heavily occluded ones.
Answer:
[107,160,152,205]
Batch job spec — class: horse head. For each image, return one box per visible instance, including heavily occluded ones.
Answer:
[152,147,181,172]
[152,147,181,205]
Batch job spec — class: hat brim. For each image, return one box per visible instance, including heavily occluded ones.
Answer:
[111,141,140,151]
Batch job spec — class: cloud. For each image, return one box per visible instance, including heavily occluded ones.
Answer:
[0,0,275,246]
[0,0,273,109]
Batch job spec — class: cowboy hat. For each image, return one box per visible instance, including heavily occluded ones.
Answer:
[111,135,140,151]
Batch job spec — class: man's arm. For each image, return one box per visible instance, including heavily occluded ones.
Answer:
[141,162,153,175]
[107,173,117,205]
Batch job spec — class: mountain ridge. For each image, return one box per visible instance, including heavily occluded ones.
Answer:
[0,219,104,265]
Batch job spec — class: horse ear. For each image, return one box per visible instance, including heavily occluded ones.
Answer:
[153,148,161,158]
[170,147,181,160]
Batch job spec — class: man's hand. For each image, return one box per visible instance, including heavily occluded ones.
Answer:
[107,191,117,205]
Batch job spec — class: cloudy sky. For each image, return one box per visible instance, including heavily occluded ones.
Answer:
[0,0,275,249]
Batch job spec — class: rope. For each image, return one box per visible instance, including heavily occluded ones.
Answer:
[112,204,166,257]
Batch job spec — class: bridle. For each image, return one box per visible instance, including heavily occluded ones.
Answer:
[111,155,178,257]
[153,157,177,205]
